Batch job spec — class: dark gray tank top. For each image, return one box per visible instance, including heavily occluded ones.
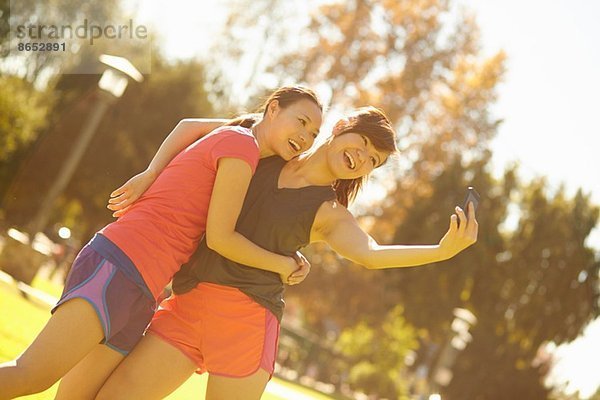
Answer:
[172,156,336,321]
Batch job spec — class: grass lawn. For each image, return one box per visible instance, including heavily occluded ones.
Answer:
[0,281,334,400]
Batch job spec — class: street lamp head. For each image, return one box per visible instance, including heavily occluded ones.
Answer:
[97,54,144,98]
[99,54,144,82]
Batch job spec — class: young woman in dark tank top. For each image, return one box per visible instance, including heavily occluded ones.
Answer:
[97,107,478,400]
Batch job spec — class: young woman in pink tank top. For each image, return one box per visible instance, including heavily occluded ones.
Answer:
[0,86,324,400]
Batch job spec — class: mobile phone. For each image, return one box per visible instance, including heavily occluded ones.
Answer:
[457,186,480,227]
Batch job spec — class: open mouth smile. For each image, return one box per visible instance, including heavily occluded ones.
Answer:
[289,139,301,153]
[344,150,356,170]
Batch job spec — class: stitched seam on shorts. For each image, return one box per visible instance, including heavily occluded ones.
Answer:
[209,307,270,379]
[105,341,128,356]
[63,258,106,298]
[259,307,275,378]
[102,267,117,338]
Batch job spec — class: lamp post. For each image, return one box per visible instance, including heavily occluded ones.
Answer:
[28,55,143,236]
[429,308,477,395]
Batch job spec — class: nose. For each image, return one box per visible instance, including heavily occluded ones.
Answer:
[356,148,366,164]
[298,130,312,150]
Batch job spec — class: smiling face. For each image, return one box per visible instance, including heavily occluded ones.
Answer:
[326,131,391,180]
[265,98,323,160]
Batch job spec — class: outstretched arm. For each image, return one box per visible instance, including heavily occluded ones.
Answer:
[108,118,229,216]
[312,201,478,269]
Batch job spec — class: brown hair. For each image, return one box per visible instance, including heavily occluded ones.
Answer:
[331,107,398,207]
[226,86,323,129]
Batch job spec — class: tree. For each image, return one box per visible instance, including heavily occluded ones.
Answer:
[0,75,49,206]
[2,55,215,240]
[588,387,600,400]
[445,181,599,399]
[335,305,418,398]
[203,0,316,110]
[0,0,122,218]
[0,76,48,161]
[222,1,600,396]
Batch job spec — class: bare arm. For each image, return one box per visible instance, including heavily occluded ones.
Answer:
[312,201,478,269]
[205,157,300,282]
[108,118,229,216]
[146,118,229,177]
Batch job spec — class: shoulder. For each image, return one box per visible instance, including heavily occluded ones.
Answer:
[317,200,353,219]
[207,126,260,171]
[209,126,256,143]
[208,126,259,154]
[313,200,354,236]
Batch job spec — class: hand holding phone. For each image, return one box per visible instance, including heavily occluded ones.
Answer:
[457,186,480,228]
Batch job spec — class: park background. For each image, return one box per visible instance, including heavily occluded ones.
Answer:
[1,0,599,399]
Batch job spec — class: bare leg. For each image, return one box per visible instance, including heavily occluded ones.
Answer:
[0,298,103,399]
[205,369,270,400]
[55,344,124,400]
[95,334,196,400]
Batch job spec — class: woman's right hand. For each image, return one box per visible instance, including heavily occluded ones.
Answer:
[437,202,478,261]
[107,169,157,217]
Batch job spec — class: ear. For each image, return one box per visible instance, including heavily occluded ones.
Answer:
[266,100,280,120]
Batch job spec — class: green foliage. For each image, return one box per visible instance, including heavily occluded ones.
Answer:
[2,56,215,239]
[0,0,125,219]
[0,75,50,213]
[296,153,598,399]
[0,75,49,160]
[217,0,599,397]
[337,322,375,357]
[0,0,9,48]
[335,306,418,398]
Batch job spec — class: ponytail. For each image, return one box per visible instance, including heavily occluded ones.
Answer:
[225,113,261,129]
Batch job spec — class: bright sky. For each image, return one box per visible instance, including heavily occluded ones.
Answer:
[125,0,600,396]
[457,0,600,250]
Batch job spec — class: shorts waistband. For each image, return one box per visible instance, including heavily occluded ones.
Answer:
[90,233,154,300]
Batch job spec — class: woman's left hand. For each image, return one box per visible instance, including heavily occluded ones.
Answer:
[107,169,157,217]
[287,251,311,285]
[437,202,478,261]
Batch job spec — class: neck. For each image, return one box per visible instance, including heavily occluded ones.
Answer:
[290,144,337,186]
[252,120,274,158]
